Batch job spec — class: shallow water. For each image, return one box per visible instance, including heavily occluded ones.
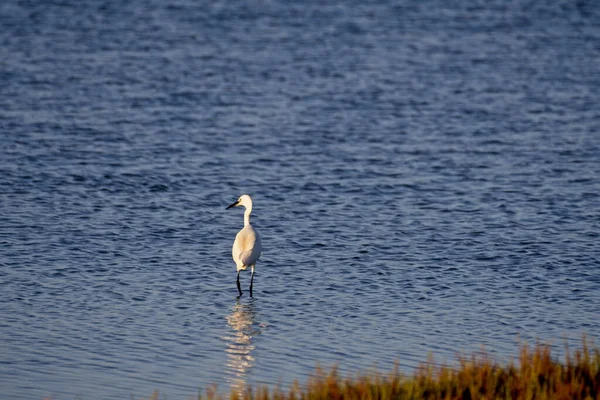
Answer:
[1,0,600,399]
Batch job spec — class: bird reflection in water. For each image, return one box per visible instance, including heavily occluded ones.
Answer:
[222,300,262,394]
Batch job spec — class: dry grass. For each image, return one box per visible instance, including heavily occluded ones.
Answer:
[203,339,599,400]
[133,339,600,400]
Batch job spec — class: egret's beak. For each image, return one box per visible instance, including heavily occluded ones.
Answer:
[226,200,239,210]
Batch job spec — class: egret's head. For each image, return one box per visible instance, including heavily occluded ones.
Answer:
[226,194,253,210]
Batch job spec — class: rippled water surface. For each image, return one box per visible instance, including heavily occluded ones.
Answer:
[1,0,600,399]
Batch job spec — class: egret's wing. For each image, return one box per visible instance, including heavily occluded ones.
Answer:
[239,250,255,266]
[244,231,261,265]
[238,230,256,251]
[234,227,261,266]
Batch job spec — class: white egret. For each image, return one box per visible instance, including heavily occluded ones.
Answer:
[226,194,262,298]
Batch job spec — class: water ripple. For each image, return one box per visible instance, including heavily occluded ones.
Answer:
[1,0,600,399]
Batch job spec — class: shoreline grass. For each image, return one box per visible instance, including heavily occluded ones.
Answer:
[200,339,600,400]
[143,339,600,400]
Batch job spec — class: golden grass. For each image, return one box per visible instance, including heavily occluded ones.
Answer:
[139,339,600,400]
[211,340,599,400]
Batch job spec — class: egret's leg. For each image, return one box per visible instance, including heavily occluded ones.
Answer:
[236,270,243,298]
[249,265,255,298]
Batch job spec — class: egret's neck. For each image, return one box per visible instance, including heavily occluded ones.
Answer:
[244,208,252,227]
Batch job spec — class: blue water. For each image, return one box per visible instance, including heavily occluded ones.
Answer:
[1,0,600,399]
